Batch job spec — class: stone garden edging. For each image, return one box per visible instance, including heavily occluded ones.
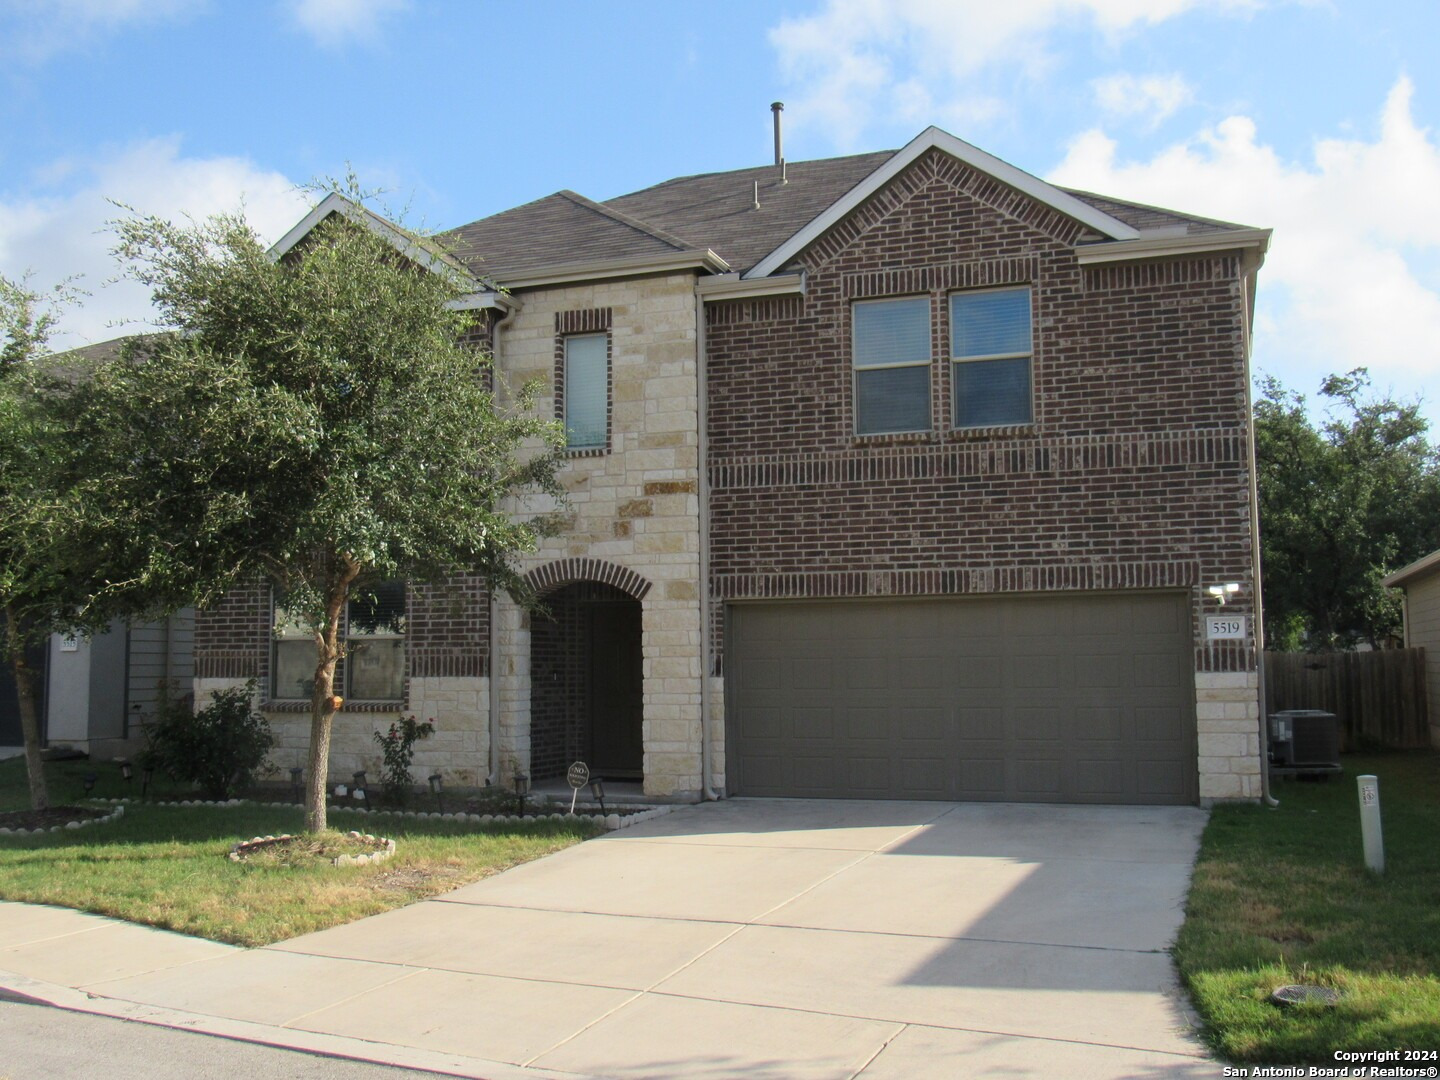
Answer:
[0,803,125,837]
[97,796,675,832]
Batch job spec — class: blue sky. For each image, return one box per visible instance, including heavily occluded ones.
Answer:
[2,0,1438,424]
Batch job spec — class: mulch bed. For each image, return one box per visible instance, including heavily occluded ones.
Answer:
[0,806,112,831]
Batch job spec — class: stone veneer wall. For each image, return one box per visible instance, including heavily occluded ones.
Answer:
[1195,671,1262,801]
[492,272,704,798]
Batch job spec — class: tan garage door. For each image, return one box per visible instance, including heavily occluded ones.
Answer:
[725,592,1196,804]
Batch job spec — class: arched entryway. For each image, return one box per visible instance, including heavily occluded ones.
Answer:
[529,581,644,781]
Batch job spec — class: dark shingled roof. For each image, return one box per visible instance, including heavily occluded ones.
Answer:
[444,190,695,280]
[604,151,896,275]
[434,147,1262,281]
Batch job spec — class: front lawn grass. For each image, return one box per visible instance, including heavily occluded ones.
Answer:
[1176,751,1440,1063]
[0,757,597,946]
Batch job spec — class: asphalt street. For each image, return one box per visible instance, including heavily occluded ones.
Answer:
[0,995,461,1080]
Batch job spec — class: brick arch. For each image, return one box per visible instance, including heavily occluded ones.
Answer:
[522,558,652,601]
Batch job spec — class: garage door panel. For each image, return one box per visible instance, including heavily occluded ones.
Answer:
[1072,707,1123,742]
[1011,759,1064,798]
[728,594,1196,804]
[959,759,1007,795]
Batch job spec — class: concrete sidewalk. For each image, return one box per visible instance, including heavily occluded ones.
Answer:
[0,799,1217,1078]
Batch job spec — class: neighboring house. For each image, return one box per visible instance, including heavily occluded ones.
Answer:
[190,123,1270,805]
[1382,551,1440,748]
[0,614,193,758]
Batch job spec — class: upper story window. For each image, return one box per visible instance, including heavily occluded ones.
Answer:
[852,296,931,435]
[563,333,609,450]
[270,580,406,702]
[950,286,1033,428]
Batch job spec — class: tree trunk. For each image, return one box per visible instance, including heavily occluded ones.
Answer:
[4,604,47,811]
[303,563,359,833]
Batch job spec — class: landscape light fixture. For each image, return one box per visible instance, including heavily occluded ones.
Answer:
[1207,583,1241,605]
[429,772,444,812]
[513,770,530,818]
[589,778,606,813]
[82,773,97,797]
[119,760,133,783]
[141,764,154,799]
[290,766,303,802]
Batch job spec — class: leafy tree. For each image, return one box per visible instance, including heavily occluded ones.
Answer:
[0,273,90,811]
[45,197,565,831]
[1255,369,1440,650]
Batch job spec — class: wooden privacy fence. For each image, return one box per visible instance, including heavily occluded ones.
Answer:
[1263,648,1429,750]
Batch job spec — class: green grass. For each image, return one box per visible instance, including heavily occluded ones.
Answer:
[0,756,597,946]
[1176,751,1440,1063]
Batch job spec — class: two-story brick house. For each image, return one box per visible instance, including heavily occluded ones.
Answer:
[194,125,1270,805]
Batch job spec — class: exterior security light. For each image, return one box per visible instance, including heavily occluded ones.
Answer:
[429,772,444,812]
[513,771,530,818]
[1207,583,1241,604]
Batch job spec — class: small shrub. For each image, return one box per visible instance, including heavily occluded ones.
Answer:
[141,681,274,800]
[373,715,435,806]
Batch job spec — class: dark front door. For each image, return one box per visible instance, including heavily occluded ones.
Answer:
[588,601,643,776]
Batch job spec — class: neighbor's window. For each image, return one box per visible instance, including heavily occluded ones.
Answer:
[271,600,315,700]
[852,296,931,435]
[950,286,1032,428]
[563,333,608,450]
[346,580,406,701]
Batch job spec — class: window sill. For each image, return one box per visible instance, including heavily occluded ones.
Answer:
[942,422,1037,441]
[849,431,936,447]
[264,699,406,714]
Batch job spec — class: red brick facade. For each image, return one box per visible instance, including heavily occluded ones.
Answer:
[704,150,1256,676]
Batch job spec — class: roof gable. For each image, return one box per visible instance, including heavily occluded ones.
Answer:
[269,192,480,287]
[743,127,1140,280]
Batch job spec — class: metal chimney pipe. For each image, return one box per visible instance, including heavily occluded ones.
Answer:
[771,101,784,166]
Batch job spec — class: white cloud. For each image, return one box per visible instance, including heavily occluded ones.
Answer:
[769,0,1262,149]
[285,0,409,49]
[0,0,204,63]
[1091,72,1194,127]
[0,137,312,351]
[1048,77,1440,413]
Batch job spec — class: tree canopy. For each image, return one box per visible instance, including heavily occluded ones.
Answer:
[43,199,565,830]
[1255,369,1440,651]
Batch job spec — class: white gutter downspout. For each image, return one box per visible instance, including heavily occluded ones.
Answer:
[1240,256,1278,808]
[695,285,719,801]
[487,300,519,787]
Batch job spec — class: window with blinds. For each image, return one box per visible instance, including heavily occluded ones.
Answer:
[950,286,1032,428]
[347,580,406,701]
[852,297,931,435]
[271,603,315,700]
[564,333,609,450]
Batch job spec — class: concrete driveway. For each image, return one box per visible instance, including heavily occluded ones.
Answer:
[1,799,1214,1078]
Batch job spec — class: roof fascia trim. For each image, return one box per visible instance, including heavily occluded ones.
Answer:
[451,290,520,314]
[696,272,805,301]
[268,192,481,289]
[1075,227,1272,266]
[743,126,1141,280]
[500,249,730,290]
[1383,548,1440,589]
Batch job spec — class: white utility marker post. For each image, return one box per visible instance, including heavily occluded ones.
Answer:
[1357,774,1384,874]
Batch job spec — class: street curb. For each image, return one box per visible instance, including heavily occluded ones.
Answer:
[0,967,599,1080]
